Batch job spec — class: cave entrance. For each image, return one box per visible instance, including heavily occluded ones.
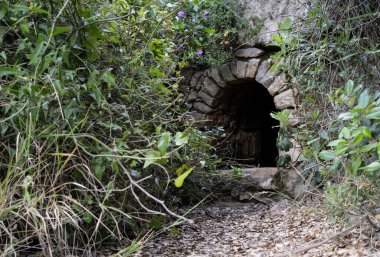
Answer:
[216,81,279,167]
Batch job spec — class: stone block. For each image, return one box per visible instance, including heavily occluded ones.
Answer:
[201,77,222,97]
[219,168,280,190]
[255,60,272,82]
[194,101,216,114]
[274,89,296,109]
[195,76,204,90]
[245,58,260,78]
[198,90,219,107]
[208,68,228,88]
[268,73,287,96]
[219,63,240,84]
[236,61,248,79]
[190,71,204,88]
[187,91,198,103]
[235,48,265,58]
[230,60,248,79]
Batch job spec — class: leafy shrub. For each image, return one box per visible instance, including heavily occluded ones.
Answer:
[0,0,246,255]
[318,82,380,212]
[271,0,379,213]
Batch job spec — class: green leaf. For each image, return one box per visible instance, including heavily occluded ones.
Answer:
[0,66,20,76]
[357,90,370,109]
[30,6,49,15]
[338,112,355,120]
[360,143,377,153]
[319,150,337,161]
[157,132,171,155]
[149,67,165,78]
[174,131,189,146]
[361,127,371,138]
[204,28,216,35]
[345,80,354,94]
[377,143,380,159]
[351,157,362,171]
[174,167,193,188]
[101,71,116,87]
[361,161,380,172]
[272,34,284,44]
[143,150,162,168]
[339,127,350,139]
[354,134,364,144]
[366,107,380,119]
[328,139,345,147]
[90,158,106,181]
[279,17,293,30]
[175,164,190,176]
[83,212,93,224]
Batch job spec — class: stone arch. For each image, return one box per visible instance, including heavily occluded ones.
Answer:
[182,47,301,167]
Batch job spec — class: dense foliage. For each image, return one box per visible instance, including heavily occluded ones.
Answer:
[0,0,245,255]
[272,0,380,214]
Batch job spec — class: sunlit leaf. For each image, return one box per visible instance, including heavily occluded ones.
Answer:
[174,167,193,188]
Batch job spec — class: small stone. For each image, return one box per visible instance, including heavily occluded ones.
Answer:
[219,63,239,84]
[201,77,222,97]
[255,60,272,82]
[245,58,260,78]
[235,48,265,58]
[198,90,219,107]
[268,73,287,96]
[194,101,216,114]
[239,192,251,201]
[274,89,296,109]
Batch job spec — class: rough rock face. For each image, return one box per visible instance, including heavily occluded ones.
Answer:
[236,0,311,45]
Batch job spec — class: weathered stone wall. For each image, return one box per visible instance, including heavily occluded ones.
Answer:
[181,47,301,165]
[235,0,311,46]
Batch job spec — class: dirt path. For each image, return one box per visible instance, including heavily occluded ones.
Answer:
[135,199,380,257]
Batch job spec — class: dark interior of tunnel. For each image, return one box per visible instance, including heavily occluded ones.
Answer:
[216,81,279,167]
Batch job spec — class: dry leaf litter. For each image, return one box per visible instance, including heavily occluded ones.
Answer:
[135,199,380,257]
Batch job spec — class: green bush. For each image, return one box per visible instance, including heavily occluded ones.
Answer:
[0,0,246,255]
[271,0,380,213]
[318,82,380,213]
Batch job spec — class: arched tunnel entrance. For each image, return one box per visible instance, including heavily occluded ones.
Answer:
[216,81,279,167]
[184,53,297,168]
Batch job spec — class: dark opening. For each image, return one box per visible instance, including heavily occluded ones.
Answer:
[216,81,279,167]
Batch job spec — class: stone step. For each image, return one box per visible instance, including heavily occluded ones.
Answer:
[217,167,306,198]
